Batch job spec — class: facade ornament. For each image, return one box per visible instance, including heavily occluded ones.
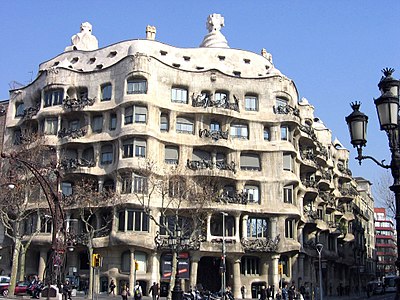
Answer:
[199,128,229,141]
[146,25,156,40]
[217,190,248,204]
[60,157,95,170]
[261,48,273,64]
[65,22,99,52]
[241,235,280,252]
[23,106,39,119]
[58,128,87,139]
[154,232,203,251]
[63,96,95,110]
[200,14,229,48]
[192,93,239,112]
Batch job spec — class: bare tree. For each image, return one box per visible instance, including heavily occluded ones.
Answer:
[127,162,217,300]
[64,177,119,299]
[373,170,395,219]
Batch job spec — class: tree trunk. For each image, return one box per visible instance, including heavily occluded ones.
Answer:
[19,246,27,282]
[9,239,21,297]
[167,252,178,300]
[88,247,94,299]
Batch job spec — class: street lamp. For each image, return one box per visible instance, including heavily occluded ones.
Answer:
[1,152,66,287]
[316,243,323,300]
[169,225,189,300]
[221,212,228,299]
[345,67,400,298]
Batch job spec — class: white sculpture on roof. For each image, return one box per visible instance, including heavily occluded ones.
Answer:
[65,22,99,52]
[200,13,229,48]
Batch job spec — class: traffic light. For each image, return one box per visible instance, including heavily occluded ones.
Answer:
[278,263,283,275]
[92,254,101,267]
[134,260,139,271]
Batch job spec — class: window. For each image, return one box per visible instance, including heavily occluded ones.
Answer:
[127,78,147,94]
[283,153,293,171]
[45,117,58,135]
[13,129,21,145]
[264,127,271,141]
[245,95,258,111]
[62,182,73,196]
[82,147,94,164]
[176,117,194,134]
[101,144,113,165]
[44,89,64,107]
[230,124,248,139]
[125,106,147,124]
[121,174,148,194]
[69,119,80,130]
[171,87,188,104]
[281,125,289,141]
[40,215,52,233]
[160,113,169,132]
[283,185,293,204]
[134,176,148,193]
[165,146,179,164]
[215,91,228,104]
[15,102,25,117]
[101,83,112,101]
[118,209,149,232]
[247,217,268,237]
[285,219,295,239]
[210,121,221,132]
[241,256,260,275]
[244,185,260,203]
[135,139,146,157]
[240,153,261,171]
[109,113,117,131]
[123,138,146,158]
[92,115,103,133]
[276,97,288,109]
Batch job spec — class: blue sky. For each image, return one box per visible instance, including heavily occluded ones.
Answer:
[1,1,399,198]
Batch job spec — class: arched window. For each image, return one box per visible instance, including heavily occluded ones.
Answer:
[127,77,147,94]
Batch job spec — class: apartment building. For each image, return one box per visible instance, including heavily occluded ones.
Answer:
[0,15,371,298]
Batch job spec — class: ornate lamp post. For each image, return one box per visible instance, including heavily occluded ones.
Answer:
[316,243,323,300]
[1,152,66,287]
[345,67,400,299]
[168,226,189,300]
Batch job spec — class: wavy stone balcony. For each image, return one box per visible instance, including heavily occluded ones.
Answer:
[61,157,96,170]
[273,104,300,117]
[216,191,248,205]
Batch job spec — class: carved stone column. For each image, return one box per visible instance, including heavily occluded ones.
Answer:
[234,214,240,241]
[270,217,278,239]
[150,251,160,285]
[298,224,305,250]
[190,253,200,289]
[271,254,280,289]
[242,215,248,238]
[292,253,298,283]
[260,255,269,282]
[129,249,135,292]
[206,213,212,241]
[298,253,305,286]
[38,248,47,281]
[232,258,241,299]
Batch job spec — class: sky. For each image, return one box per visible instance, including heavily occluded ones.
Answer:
[1,1,399,202]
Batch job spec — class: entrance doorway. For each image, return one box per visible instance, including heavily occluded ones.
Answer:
[197,257,224,292]
[251,281,266,299]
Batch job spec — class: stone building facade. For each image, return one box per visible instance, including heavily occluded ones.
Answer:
[0,15,375,298]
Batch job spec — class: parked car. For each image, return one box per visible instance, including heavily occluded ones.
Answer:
[366,280,384,295]
[0,281,30,297]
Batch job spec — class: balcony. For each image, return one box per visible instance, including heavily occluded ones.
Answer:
[63,96,95,110]
[199,128,229,141]
[58,127,87,139]
[241,236,280,252]
[186,159,236,173]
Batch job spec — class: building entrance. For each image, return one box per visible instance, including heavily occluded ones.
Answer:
[197,257,223,292]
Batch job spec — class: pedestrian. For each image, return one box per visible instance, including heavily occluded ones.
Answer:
[149,282,159,300]
[275,288,282,300]
[109,279,116,296]
[62,279,72,300]
[134,281,143,300]
[281,284,288,300]
[241,285,246,299]
[288,281,295,300]
[266,285,272,300]
[121,285,130,300]
[260,286,267,300]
